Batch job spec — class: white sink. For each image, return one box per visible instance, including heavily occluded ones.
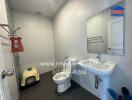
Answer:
[78,58,116,76]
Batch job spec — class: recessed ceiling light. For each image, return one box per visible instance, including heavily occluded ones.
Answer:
[36,11,42,15]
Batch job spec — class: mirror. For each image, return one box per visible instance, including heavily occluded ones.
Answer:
[87,1,125,56]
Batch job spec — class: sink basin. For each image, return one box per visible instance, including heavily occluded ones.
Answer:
[78,58,116,76]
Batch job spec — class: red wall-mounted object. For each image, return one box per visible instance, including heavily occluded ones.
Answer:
[10,36,24,53]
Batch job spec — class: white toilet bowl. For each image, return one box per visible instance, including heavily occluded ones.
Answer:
[53,58,77,93]
[53,72,71,93]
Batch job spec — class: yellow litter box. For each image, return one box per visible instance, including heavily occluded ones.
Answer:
[21,67,40,87]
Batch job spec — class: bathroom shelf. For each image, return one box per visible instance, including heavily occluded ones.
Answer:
[87,36,104,43]
[0,24,10,34]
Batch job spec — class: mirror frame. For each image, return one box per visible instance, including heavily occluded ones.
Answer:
[86,0,125,56]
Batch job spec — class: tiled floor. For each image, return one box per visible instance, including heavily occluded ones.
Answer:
[20,72,99,100]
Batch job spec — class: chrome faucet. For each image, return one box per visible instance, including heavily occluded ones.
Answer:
[96,53,101,62]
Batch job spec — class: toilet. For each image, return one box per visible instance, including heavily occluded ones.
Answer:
[53,58,77,93]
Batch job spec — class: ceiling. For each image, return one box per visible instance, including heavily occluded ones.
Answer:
[9,0,67,18]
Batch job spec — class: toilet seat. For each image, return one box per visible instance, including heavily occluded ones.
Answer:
[53,72,70,81]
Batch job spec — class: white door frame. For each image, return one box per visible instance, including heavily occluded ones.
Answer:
[0,35,19,100]
[0,37,7,100]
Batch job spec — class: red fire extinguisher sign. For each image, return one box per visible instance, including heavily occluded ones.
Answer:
[10,36,24,53]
